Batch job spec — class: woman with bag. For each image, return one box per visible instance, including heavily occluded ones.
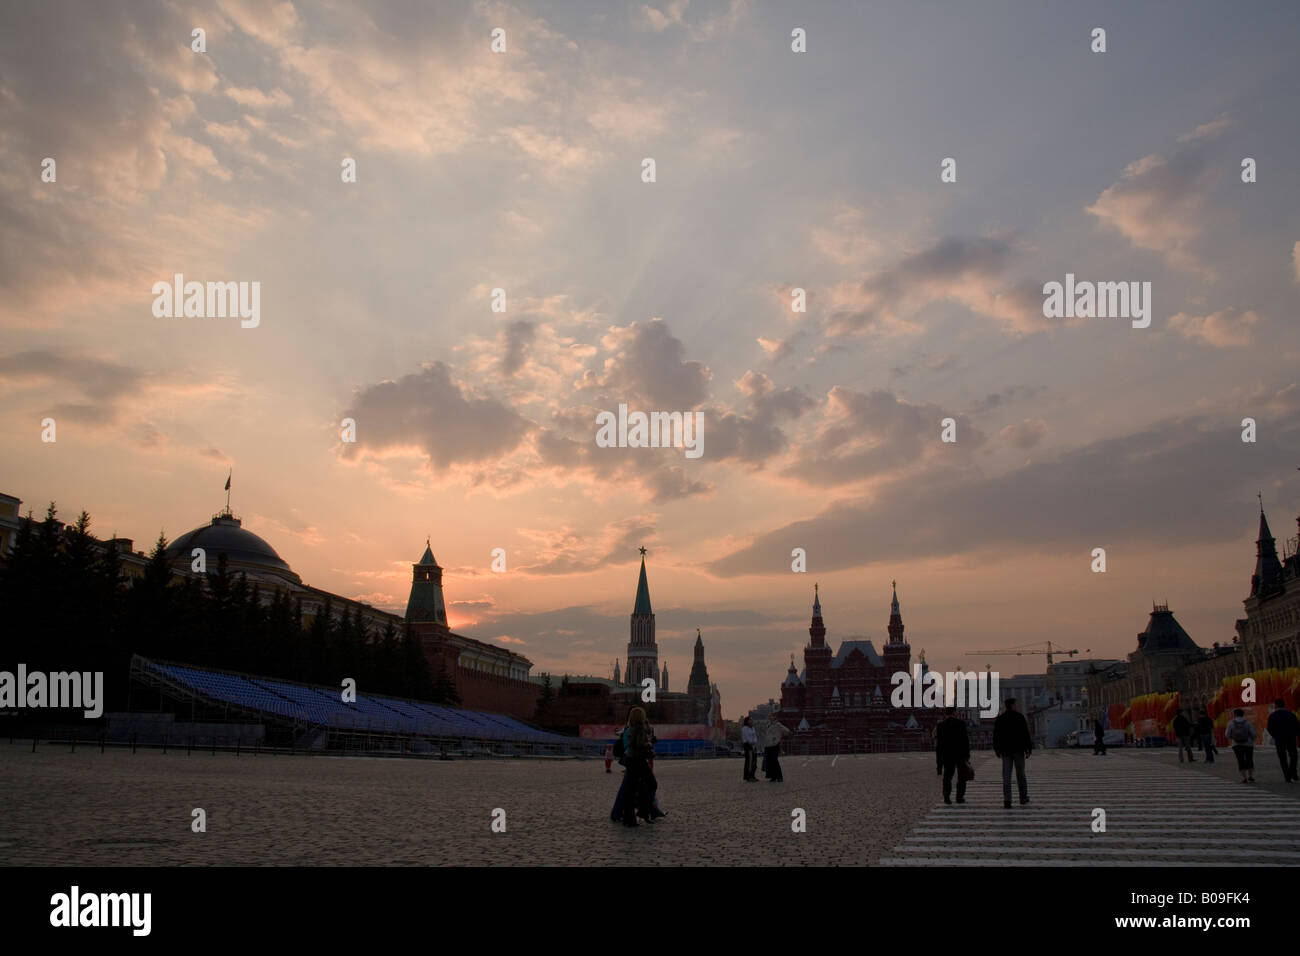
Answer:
[621,707,658,826]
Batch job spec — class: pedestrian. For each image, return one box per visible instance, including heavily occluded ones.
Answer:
[764,713,790,783]
[1172,710,1195,763]
[621,707,658,826]
[1265,698,1300,783]
[1092,715,1107,756]
[993,697,1032,808]
[604,741,614,773]
[1226,708,1256,784]
[935,707,970,805]
[741,716,759,782]
[645,722,666,819]
[1196,710,1216,763]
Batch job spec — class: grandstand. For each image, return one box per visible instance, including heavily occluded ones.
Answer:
[129,655,598,757]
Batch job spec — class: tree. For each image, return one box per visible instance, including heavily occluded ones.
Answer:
[536,672,554,720]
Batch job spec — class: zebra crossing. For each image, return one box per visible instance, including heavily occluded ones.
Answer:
[880,750,1300,866]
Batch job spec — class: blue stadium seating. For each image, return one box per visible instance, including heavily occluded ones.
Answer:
[143,659,577,745]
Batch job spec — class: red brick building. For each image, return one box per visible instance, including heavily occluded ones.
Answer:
[776,583,936,752]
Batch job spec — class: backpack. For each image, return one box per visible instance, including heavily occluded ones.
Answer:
[1228,720,1252,744]
[612,728,627,760]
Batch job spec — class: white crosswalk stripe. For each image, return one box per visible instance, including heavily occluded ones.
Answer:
[880,751,1299,866]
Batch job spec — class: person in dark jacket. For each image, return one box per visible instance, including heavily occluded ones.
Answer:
[1172,710,1195,763]
[1266,699,1300,783]
[621,707,658,826]
[935,707,971,805]
[1092,716,1107,756]
[1195,710,1216,763]
[993,698,1032,808]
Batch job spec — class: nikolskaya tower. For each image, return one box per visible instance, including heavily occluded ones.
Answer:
[625,547,659,687]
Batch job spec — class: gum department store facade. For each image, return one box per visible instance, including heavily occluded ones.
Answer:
[1088,503,1300,715]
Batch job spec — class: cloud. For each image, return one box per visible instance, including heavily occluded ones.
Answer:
[970,385,1046,415]
[1087,117,1228,276]
[515,517,658,575]
[809,205,881,266]
[501,320,536,376]
[824,236,1046,338]
[224,86,293,109]
[634,0,749,41]
[710,408,1299,575]
[780,388,983,487]
[0,350,148,426]
[592,319,711,408]
[645,467,713,501]
[999,418,1049,450]
[704,371,816,467]
[1168,309,1262,348]
[339,362,532,471]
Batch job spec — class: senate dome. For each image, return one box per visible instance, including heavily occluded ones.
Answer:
[164,512,301,585]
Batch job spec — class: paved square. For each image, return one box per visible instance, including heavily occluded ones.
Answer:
[3,745,1294,866]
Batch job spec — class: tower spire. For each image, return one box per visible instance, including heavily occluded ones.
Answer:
[808,583,827,648]
[887,580,906,647]
[626,548,658,687]
[1252,502,1284,596]
[405,541,447,626]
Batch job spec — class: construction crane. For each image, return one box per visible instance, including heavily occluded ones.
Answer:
[964,641,1086,665]
[965,642,1091,695]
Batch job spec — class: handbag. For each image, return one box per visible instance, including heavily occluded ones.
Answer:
[958,761,975,782]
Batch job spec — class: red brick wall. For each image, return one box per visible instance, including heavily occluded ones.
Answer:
[453,667,538,719]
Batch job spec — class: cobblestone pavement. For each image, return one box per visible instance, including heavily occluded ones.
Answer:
[881,749,1300,866]
[0,745,948,866]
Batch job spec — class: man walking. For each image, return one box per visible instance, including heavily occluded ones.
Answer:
[1172,710,1195,763]
[1266,698,1300,783]
[935,707,970,805]
[993,698,1032,808]
[1196,710,1217,763]
[741,716,759,782]
[1092,715,1107,756]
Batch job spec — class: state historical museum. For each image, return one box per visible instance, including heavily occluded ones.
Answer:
[776,583,935,753]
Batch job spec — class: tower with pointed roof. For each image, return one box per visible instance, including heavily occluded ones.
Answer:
[882,580,911,673]
[805,583,833,687]
[687,628,711,702]
[771,580,933,751]
[660,662,669,693]
[625,548,659,687]
[405,540,448,627]
[1251,503,1285,598]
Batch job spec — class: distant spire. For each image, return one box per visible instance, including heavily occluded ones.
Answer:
[808,583,827,648]
[1252,502,1284,596]
[633,550,652,615]
[887,580,906,646]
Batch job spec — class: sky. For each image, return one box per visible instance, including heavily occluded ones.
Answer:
[1,0,1298,716]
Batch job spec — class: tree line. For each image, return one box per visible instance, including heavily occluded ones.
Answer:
[0,504,459,715]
